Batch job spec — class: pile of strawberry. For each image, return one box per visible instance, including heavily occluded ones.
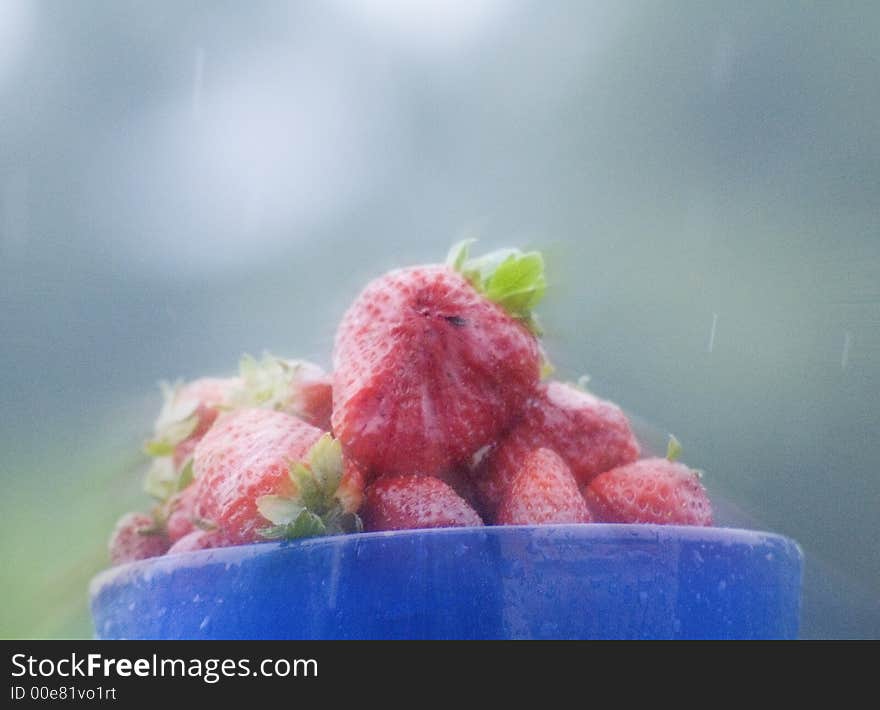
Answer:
[109,243,712,565]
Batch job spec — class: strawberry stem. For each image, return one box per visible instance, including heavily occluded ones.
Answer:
[666,434,683,462]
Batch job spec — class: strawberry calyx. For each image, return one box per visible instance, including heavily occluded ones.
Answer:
[129,501,171,538]
[191,516,218,532]
[143,380,201,457]
[143,457,195,502]
[143,458,183,501]
[135,516,166,536]
[256,434,364,540]
[233,353,324,415]
[142,377,222,502]
[446,239,547,336]
[177,459,194,490]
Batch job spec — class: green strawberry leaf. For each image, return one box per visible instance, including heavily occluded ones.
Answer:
[144,414,198,458]
[143,458,177,501]
[260,436,356,540]
[157,380,201,421]
[289,461,324,512]
[258,509,327,540]
[484,251,546,316]
[284,436,346,512]
[150,502,170,529]
[290,509,327,538]
[446,238,476,272]
[257,524,292,540]
[176,460,195,491]
[136,524,164,537]
[234,352,321,414]
[239,353,278,406]
[256,495,305,526]
[192,516,218,532]
[307,434,344,501]
[447,241,547,335]
[666,434,683,462]
[145,380,202,457]
[143,440,175,457]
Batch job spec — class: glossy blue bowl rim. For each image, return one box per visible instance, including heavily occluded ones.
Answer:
[89,523,803,638]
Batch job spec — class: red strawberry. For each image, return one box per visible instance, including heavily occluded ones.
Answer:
[473,381,640,520]
[584,455,713,526]
[496,449,592,525]
[361,474,484,531]
[145,361,336,506]
[165,483,200,543]
[142,377,241,503]
[235,354,333,431]
[146,377,241,468]
[335,458,367,515]
[193,409,364,544]
[108,512,169,565]
[167,529,222,555]
[332,244,547,478]
[294,373,333,431]
[192,408,323,544]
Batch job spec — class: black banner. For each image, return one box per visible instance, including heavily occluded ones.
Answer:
[1,640,862,704]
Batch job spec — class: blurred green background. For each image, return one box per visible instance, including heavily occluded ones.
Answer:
[1,1,878,638]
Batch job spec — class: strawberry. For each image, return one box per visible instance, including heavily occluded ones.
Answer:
[143,358,336,507]
[294,374,334,431]
[108,512,169,565]
[164,483,201,543]
[142,377,241,501]
[335,458,367,516]
[255,436,365,541]
[332,242,546,478]
[583,437,713,525]
[234,354,333,431]
[495,448,592,525]
[146,377,241,464]
[361,474,484,531]
[193,408,363,544]
[473,380,640,520]
[166,529,222,555]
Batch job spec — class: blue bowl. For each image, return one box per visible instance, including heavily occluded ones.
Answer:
[89,524,803,639]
